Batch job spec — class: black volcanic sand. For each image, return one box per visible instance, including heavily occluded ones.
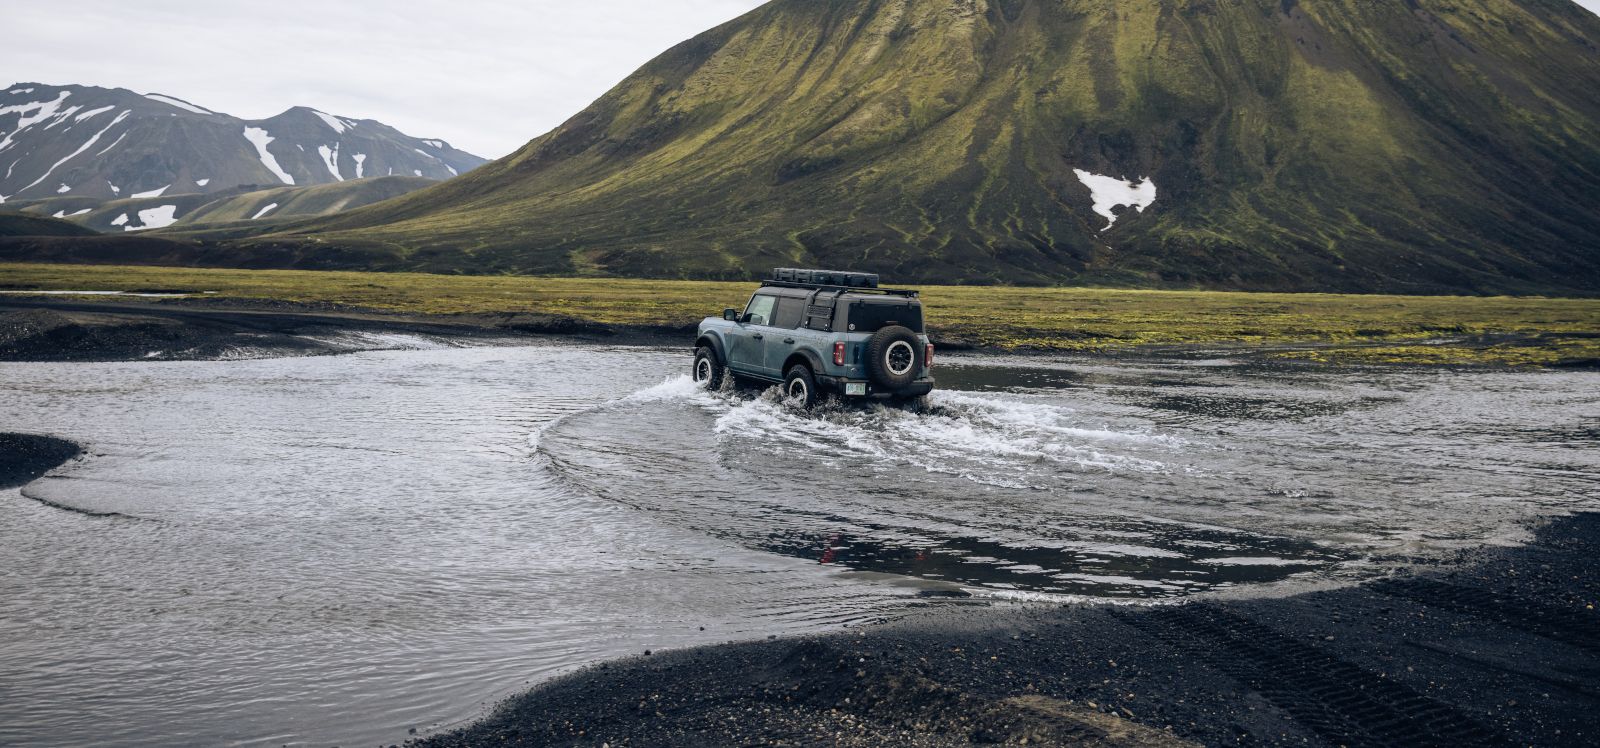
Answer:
[0,433,82,489]
[418,514,1600,748]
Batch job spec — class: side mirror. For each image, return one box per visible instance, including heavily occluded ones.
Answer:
[723,308,739,322]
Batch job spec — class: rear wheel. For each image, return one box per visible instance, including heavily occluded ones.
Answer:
[783,364,819,409]
[692,346,725,389]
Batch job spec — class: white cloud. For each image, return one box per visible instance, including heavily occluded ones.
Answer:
[0,0,766,159]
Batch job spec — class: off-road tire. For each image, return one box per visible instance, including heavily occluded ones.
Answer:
[692,346,725,390]
[866,325,921,390]
[783,364,819,409]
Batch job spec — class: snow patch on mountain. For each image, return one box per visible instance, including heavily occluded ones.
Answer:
[353,153,366,179]
[145,93,212,114]
[18,110,130,194]
[423,139,444,149]
[52,208,91,218]
[312,110,355,134]
[131,204,179,230]
[133,184,170,198]
[1073,169,1157,231]
[74,105,116,122]
[95,129,128,156]
[111,213,128,226]
[43,106,83,129]
[243,127,294,185]
[251,203,279,220]
[318,143,343,181]
[0,90,72,154]
[196,178,210,187]
[57,184,70,193]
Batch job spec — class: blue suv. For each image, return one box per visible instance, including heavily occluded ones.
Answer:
[693,269,935,407]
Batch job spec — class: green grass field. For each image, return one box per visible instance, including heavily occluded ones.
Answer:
[3,263,1597,366]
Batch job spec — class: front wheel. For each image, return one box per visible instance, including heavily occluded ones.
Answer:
[692,346,725,390]
[783,365,819,409]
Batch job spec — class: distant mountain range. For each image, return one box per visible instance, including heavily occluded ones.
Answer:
[0,83,485,205]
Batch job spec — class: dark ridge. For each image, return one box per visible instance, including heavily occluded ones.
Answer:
[0,433,82,489]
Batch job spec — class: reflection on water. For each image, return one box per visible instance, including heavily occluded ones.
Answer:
[1,347,1596,747]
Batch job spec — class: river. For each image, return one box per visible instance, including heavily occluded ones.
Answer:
[1,342,1595,746]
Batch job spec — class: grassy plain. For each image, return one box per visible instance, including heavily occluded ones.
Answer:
[2,262,1597,366]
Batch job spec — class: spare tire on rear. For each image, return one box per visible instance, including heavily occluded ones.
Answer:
[866,325,921,390]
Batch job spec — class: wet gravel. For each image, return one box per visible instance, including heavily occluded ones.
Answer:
[0,433,81,489]
[417,512,1600,747]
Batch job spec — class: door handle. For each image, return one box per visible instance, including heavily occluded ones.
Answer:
[752,334,764,340]
[783,338,795,344]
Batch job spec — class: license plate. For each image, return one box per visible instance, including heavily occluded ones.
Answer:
[845,383,867,396]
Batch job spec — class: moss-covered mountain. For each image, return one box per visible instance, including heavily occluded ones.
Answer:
[0,212,96,238]
[95,2,1600,291]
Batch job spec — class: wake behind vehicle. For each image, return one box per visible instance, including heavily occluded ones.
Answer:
[693,269,935,407]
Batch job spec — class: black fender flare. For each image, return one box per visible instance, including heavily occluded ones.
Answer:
[782,347,828,378]
[695,333,728,365]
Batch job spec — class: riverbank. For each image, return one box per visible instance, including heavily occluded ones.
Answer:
[0,299,640,361]
[4,262,1598,366]
[418,512,1600,747]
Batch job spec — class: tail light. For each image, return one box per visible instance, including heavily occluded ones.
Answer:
[925,343,934,370]
[833,342,846,366]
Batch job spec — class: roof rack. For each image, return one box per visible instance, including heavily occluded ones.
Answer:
[760,280,919,297]
[763,268,919,297]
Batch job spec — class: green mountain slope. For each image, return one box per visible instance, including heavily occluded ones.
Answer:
[170,176,437,226]
[3,177,437,237]
[0,212,98,238]
[179,2,1600,291]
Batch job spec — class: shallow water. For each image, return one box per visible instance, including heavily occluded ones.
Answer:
[1,345,1595,746]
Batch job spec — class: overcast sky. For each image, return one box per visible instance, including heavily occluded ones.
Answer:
[4,0,1597,160]
[1,0,766,159]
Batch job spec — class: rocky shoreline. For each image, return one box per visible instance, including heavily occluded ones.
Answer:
[416,513,1600,747]
[0,297,674,362]
[0,433,82,490]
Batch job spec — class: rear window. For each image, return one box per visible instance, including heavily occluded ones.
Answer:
[844,301,923,333]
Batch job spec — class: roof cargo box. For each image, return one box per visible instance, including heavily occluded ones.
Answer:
[772,268,879,288]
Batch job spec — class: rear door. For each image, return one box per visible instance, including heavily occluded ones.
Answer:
[763,295,807,374]
[728,293,778,377]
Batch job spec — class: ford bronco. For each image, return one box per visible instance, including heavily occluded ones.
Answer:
[692,269,935,407]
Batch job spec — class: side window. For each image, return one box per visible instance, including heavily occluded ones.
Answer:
[772,297,804,329]
[744,294,777,326]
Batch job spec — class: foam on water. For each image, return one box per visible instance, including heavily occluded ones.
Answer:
[702,385,1180,489]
